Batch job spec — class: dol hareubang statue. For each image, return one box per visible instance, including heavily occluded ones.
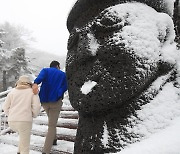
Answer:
[66,0,179,153]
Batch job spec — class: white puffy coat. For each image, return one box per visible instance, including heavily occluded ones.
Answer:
[3,86,41,122]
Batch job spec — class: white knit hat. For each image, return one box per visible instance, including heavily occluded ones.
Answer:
[16,75,32,86]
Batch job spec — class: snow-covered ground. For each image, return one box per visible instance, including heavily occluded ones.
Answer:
[116,117,180,154]
[0,144,41,154]
[1,107,180,154]
[0,99,76,154]
[1,82,180,154]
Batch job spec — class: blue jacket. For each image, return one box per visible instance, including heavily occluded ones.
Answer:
[34,67,68,103]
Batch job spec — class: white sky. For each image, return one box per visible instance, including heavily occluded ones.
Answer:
[0,0,76,56]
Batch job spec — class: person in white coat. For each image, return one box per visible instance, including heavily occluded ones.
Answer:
[3,75,41,154]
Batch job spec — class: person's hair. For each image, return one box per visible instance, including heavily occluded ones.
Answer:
[50,60,60,68]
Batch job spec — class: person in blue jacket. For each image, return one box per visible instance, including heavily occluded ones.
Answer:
[32,60,67,154]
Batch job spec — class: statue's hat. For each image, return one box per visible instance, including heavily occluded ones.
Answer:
[67,0,172,32]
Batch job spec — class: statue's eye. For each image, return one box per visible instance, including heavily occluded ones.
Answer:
[92,19,122,34]
[99,13,120,27]
[92,11,129,35]
[68,28,80,50]
[92,13,123,34]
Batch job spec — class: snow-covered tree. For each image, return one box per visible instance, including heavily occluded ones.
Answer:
[0,29,10,91]
[0,49,11,91]
[0,30,5,47]
[0,23,33,91]
[0,47,29,91]
[0,22,33,50]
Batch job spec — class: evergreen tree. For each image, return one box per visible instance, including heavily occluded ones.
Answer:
[0,25,30,91]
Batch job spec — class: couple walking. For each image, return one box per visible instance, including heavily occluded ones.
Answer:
[3,60,68,154]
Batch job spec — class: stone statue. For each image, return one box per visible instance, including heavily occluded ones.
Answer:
[66,0,179,153]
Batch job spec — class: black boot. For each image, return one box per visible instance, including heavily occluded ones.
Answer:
[53,139,57,145]
[17,153,20,154]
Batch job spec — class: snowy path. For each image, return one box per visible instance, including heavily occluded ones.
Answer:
[0,101,78,154]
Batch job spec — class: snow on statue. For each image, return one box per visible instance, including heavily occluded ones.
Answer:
[66,0,180,153]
